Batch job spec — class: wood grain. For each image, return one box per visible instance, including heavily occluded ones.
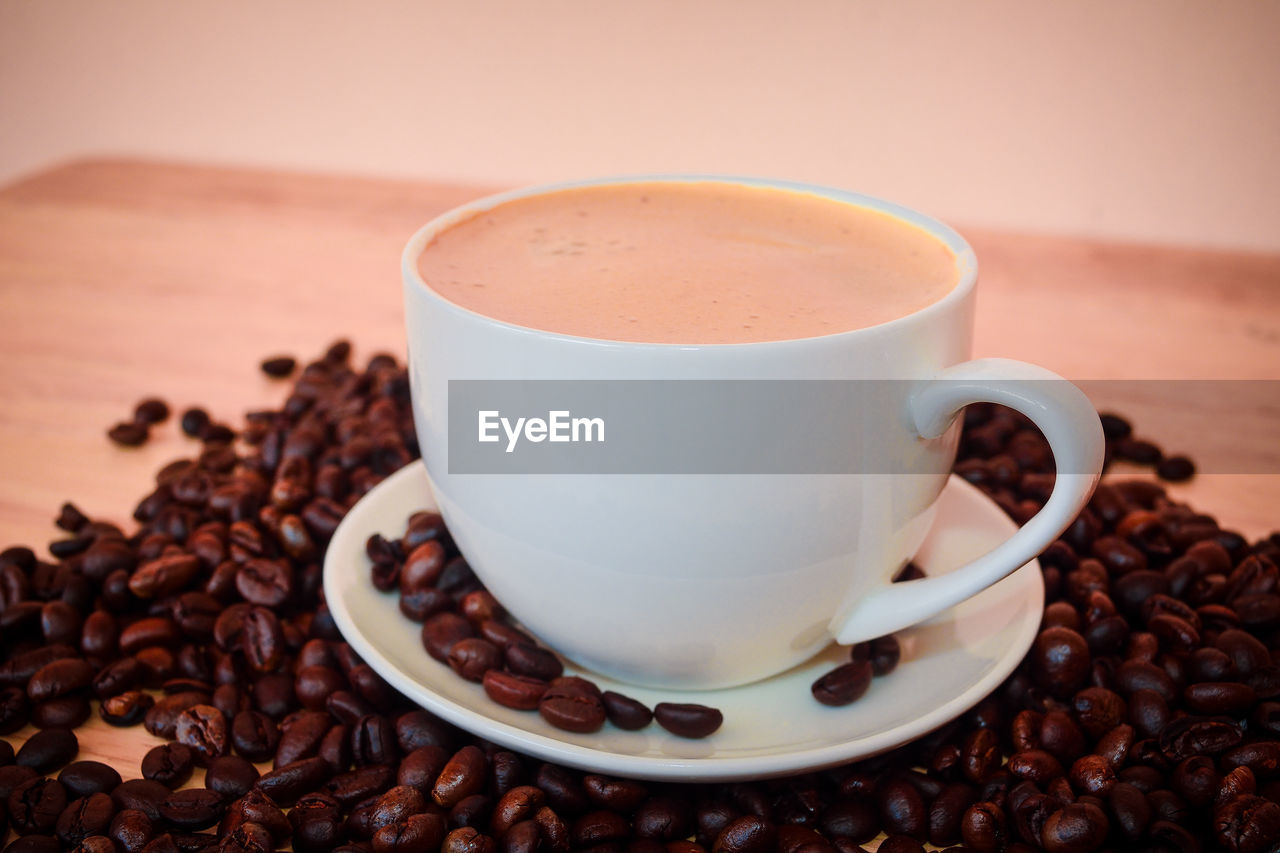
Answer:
[0,159,1277,815]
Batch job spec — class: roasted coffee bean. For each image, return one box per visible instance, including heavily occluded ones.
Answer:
[128,554,199,600]
[961,728,1002,785]
[100,690,154,726]
[373,812,447,853]
[16,727,79,772]
[394,701,455,753]
[70,834,118,853]
[869,635,901,676]
[143,691,209,739]
[274,709,331,767]
[1159,715,1244,761]
[295,664,347,711]
[600,690,653,730]
[141,743,194,789]
[1071,685,1127,738]
[348,664,397,710]
[0,763,40,800]
[255,756,332,807]
[0,684,30,732]
[323,764,398,810]
[1031,626,1091,697]
[158,788,225,830]
[108,806,153,853]
[923,783,975,847]
[811,661,873,706]
[503,643,564,681]
[202,755,260,800]
[448,637,501,682]
[32,694,92,728]
[108,421,149,446]
[1037,710,1085,763]
[398,745,450,795]
[251,672,297,719]
[1222,741,1280,779]
[578,777,643,815]
[632,795,694,840]
[876,777,925,840]
[231,710,280,762]
[1094,723,1135,768]
[55,791,117,845]
[1039,801,1108,853]
[367,784,427,833]
[1185,680,1257,715]
[120,617,182,655]
[958,801,1005,852]
[433,745,487,809]
[27,657,95,703]
[422,612,474,662]
[352,713,399,766]
[110,779,170,823]
[1214,793,1280,853]
[58,762,123,800]
[0,645,78,688]
[260,356,297,378]
[714,815,777,853]
[288,791,344,853]
[539,685,608,734]
[240,607,285,674]
[41,600,82,646]
[1066,754,1115,797]
[93,657,144,699]
[653,702,723,738]
[1005,750,1063,786]
[235,559,293,608]
[573,809,631,845]
[9,776,70,834]
[483,670,548,711]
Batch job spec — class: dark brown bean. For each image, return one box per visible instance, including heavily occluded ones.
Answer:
[175,704,229,762]
[58,762,123,800]
[157,788,225,830]
[540,686,608,734]
[811,661,873,706]
[713,816,777,853]
[433,745,487,808]
[957,800,1005,852]
[255,756,332,806]
[1039,801,1108,853]
[482,670,548,711]
[203,755,259,800]
[17,727,79,773]
[1031,626,1090,697]
[141,743,194,789]
[600,690,653,730]
[653,702,723,739]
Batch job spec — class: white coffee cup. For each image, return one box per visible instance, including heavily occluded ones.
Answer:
[402,176,1104,690]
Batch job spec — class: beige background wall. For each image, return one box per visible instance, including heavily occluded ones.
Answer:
[1,0,1277,250]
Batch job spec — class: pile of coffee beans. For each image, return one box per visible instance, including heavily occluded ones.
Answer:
[0,340,1275,853]
[369,518,723,739]
[1097,413,1196,483]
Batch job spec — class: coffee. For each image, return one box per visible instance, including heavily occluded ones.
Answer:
[416,181,958,344]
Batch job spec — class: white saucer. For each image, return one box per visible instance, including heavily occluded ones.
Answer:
[323,465,1043,782]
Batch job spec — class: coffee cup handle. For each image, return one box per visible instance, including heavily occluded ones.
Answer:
[832,357,1104,645]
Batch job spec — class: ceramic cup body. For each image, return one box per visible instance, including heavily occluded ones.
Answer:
[402,177,1103,690]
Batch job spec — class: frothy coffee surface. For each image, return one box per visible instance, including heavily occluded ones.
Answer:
[417,182,958,344]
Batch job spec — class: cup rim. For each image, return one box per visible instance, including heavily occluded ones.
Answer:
[401,174,979,350]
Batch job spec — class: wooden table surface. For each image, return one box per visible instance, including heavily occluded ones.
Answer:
[1,159,1278,810]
